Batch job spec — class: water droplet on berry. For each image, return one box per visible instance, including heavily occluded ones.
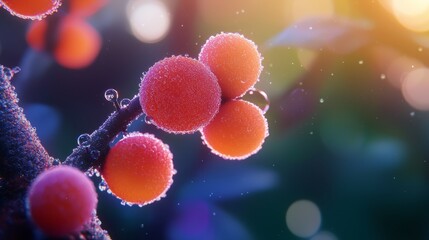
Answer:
[243,88,270,114]
[120,98,131,108]
[104,89,118,102]
[77,134,91,147]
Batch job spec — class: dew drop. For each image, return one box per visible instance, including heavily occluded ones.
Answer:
[86,168,96,177]
[319,98,324,103]
[95,218,102,226]
[120,200,126,206]
[0,65,20,81]
[410,112,415,117]
[51,158,61,166]
[90,150,100,160]
[77,133,91,147]
[120,98,131,108]
[358,60,364,65]
[104,89,118,102]
[380,74,386,79]
[243,88,270,114]
[144,115,153,125]
[99,180,108,191]
[140,224,144,228]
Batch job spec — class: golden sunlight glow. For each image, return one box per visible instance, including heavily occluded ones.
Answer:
[127,0,171,44]
[401,68,429,110]
[287,0,334,70]
[382,0,429,32]
[289,0,334,22]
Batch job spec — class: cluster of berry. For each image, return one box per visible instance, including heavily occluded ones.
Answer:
[25,0,106,69]
[26,32,269,237]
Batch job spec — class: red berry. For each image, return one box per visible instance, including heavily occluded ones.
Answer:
[199,32,263,99]
[139,56,221,134]
[69,0,108,17]
[1,0,61,20]
[26,16,102,69]
[53,16,102,69]
[102,132,175,205]
[28,166,97,237]
[26,19,48,51]
[201,100,268,160]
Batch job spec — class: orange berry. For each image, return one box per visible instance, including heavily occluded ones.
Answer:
[139,56,221,134]
[1,0,61,20]
[102,132,174,205]
[28,166,97,237]
[201,100,268,160]
[53,16,101,69]
[26,19,48,51]
[199,32,262,99]
[69,0,108,17]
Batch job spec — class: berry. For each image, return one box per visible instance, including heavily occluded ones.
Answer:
[139,56,221,134]
[201,100,268,160]
[69,0,108,17]
[26,16,101,69]
[199,32,262,99]
[102,132,175,205]
[53,16,101,69]
[28,166,97,237]
[0,0,61,20]
[26,19,48,51]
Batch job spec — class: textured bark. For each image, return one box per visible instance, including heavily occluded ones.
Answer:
[0,65,113,239]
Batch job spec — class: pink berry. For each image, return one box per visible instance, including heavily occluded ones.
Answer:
[28,166,97,237]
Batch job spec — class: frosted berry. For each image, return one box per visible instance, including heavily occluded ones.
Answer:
[139,55,221,134]
[0,0,61,20]
[102,132,175,205]
[201,100,268,160]
[28,166,97,237]
[199,32,262,99]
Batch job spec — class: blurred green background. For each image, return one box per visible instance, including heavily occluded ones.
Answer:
[1,0,429,239]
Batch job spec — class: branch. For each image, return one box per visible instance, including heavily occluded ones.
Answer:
[63,95,143,171]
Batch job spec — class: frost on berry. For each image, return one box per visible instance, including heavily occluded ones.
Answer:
[28,166,98,237]
[102,132,175,206]
[201,100,269,160]
[199,32,263,99]
[0,0,61,20]
[139,55,221,134]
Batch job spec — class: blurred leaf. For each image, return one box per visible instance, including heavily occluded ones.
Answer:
[266,17,372,54]
[178,162,278,202]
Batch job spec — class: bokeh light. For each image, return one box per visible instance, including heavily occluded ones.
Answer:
[373,46,423,89]
[311,231,338,240]
[286,199,322,238]
[127,0,171,44]
[380,0,429,32]
[401,67,429,110]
